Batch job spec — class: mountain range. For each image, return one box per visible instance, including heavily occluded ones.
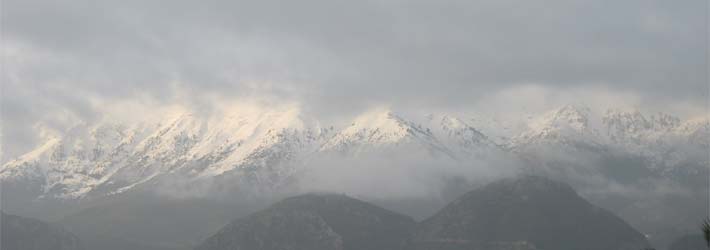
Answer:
[2,104,707,202]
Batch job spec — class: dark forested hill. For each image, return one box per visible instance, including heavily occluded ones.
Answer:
[410,176,651,250]
[196,193,416,250]
[1,211,84,250]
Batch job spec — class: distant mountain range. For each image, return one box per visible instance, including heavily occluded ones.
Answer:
[2,104,707,201]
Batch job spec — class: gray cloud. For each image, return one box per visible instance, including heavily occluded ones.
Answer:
[1,0,707,160]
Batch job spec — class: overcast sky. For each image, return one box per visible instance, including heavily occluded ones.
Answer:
[1,0,708,161]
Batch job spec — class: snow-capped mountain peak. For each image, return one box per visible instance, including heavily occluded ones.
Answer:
[534,104,593,132]
[511,104,601,149]
[1,105,706,201]
[0,105,327,199]
[601,109,686,147]
[424,114,501,156]
[319,109,452,156]
[674,116,710,147]
[335,109,414,144]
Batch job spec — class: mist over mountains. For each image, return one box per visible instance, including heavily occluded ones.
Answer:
[1,104,706,201]
[3,0,707,249]
[1,104,708,249]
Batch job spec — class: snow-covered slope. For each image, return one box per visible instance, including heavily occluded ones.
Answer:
[319,110,455,157]
[0,121,156,199]
[1,105,707,200]
[424,114,503,158]
[599,109,709,171]
[0,106,330,199]
[509,105,604,151]
[506,105,708,177]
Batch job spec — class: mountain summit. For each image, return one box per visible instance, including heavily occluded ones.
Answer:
[320,110,455,157]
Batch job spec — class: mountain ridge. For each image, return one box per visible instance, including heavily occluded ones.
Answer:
[1,105,707,201]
